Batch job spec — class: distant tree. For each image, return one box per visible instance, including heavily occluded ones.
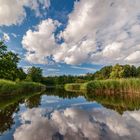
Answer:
[130,65,137,77]
[137,66,140,77]
[122,65,132,78]
[110,64,124,79]
[100,66,112,79]
[94,71,103,80]
[85,73,94,81]
[27,67,42,82]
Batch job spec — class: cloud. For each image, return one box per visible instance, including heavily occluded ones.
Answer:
[59,0,140,65]
[22,19,60,64]
[14,107,140,140]
[0,0,50,26]
[11,33,18,38]
[3,33,10,42]
[47,68,60,72]
[22,0,140,65]
[125,51,140,64]
[71,66,96,71]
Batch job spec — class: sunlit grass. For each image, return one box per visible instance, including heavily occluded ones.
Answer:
[64,83,81,92]
[0,79,46,96]
[65,78,140,96]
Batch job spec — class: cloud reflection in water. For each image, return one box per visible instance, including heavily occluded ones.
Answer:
[14,107,140,140]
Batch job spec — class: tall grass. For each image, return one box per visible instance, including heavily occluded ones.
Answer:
[86,78,140,95]
[65,78,140,96]
[0,79,46,96]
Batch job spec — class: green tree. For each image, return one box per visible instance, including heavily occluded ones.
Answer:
[122,65,132,78]
[27,67,42,82]
[130,65,137,77]
[17,68,26,80]
[137,66,140,77]
[100,66,112,79]
[110,64,124,79]
[0,41,22,80]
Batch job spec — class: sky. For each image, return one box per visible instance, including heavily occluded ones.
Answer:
[0,0,140,76]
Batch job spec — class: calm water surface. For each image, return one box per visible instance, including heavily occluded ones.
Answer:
[0,88,140,140]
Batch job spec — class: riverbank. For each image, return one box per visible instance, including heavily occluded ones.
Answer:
[65,78,140,96]
[0,79,46,96]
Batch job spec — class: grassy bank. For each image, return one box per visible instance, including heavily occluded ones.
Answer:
[65,78,140,95]
[0,79,46,96]
[64,83,82,92]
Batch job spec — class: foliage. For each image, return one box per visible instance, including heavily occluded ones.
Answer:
[94,64,138,79]
[110,64,124,78]
[137,66,140,77]
[26,67,42,82]
[0,41,26,81]
[41,75,84,86]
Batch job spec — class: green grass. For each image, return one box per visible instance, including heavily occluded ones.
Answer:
[65,78,140,96]
[0,79,46,96]
[64,83,81,92]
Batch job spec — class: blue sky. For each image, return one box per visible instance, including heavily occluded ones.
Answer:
[0,0,140,76]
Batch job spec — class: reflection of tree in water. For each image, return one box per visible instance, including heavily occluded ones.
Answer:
[45,88,140,113]
[84,92,140,114]
[0,92,42,134]
[45,87,82,99]
[0,103,19,134]
[25,94,42,108]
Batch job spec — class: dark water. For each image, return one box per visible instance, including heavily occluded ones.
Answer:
[0,88,140,140]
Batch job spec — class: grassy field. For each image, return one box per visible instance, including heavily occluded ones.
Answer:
[65,78,140,96]
[0,79,46,96]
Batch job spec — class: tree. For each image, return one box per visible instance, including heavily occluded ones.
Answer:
[17,68,26,80]
[137,66,140,77]
[130,65,137,77]
[122,65,132,78]
[27,67,42,82]
[0,41,22,80]
[100,66,112,79]
[110,64,124,79]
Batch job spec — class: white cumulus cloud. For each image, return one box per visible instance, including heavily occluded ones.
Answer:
[22,0,140,65]
[0,0,50,26]
[22,19,60,64]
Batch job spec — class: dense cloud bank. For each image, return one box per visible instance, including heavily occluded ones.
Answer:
[1,0,140,65]
[22,0,140,65]
[14,107,140,140]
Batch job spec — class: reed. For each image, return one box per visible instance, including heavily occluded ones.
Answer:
[0,79,46,96]
[65,78,140,96]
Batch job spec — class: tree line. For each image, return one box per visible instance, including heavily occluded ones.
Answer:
[41,64,140,85]
[94,64,140,80]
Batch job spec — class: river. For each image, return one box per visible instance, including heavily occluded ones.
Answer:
[0,88,140,140]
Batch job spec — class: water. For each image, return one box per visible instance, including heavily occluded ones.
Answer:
[0,88,140,140]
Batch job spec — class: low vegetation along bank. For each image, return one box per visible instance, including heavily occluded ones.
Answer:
[0,79,46,96]
[65,78,140,96]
